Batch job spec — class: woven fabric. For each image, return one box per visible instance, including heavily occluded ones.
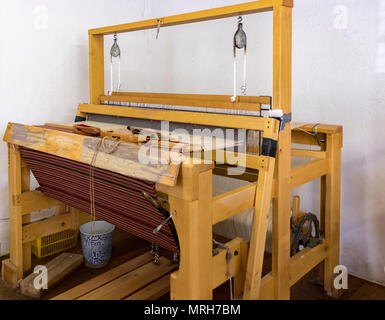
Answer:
[19,146,179,253]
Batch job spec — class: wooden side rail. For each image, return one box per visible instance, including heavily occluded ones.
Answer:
[77,104,280,140]
[19,190,63,216]
[290,159,328,190]
[100,95,261,112]
[109,92,272,105]
[213,183,257,224]
[291,149,327,159]
[260,241,328,299]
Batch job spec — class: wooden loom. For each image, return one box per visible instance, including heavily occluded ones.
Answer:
[1,0,343,300]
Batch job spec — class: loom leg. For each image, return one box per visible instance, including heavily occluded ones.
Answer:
[271,4,292,300]
[21,159,32,273]
[169,169,213,300]
[323,132,342,297]
[6,144,24,284]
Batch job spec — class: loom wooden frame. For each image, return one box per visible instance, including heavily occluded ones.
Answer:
[3,0,343,300]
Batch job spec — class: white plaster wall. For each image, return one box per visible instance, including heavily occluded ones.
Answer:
[0,0,384,286]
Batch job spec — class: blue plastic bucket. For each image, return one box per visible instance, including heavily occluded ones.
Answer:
[79,221,115,268]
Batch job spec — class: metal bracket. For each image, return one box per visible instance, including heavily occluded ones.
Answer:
[275,112,292,131]
[74,116,86,123]
[261,138,278,158]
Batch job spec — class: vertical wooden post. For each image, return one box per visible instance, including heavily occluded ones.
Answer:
[271,4,292,300]
[21,159,32,272]
[318,143,327,284]
[70,207,80,230]
[8,144,24,280]
[89,34,104,105]
[323,132,342,296]
[169,166,213,300]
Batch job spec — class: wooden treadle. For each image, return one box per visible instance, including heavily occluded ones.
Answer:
[51,253,177,300]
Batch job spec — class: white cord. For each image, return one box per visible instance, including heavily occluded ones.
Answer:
[231,55,237,102]
[231,48,247,102]
[109,56,113,96]
[241,50,247,95]
[109,55,121,95]
[117,56,121,92]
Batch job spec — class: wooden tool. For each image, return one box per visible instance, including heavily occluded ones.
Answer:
[19,253,83,298]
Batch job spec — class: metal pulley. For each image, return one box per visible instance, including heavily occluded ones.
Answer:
[109,33,121,95]
[233,16,247,52]
[110,33,121,58]
[231,16,248,102]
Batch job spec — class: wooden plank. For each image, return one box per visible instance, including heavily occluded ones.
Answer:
[289,243,328,286]
[79,257,177,300]
[52,252,154,300]
[213,165,259,182]
[20,253,83,298]
[291,149,327,159]
[112,92,272,105]
[243,157,275,299]
[7,143,24,280]
[212,183,256,224]
[259,244,328,297]
[89,0,292,35]
[101,95,261,112]
[290,159,328,190]
[22,213,73,243]
[3,123,180,187]
[271,4,292,300]
[20,190,63,216]
[125,275,171,300]
[293,123,343,135]
[77,104,279,139]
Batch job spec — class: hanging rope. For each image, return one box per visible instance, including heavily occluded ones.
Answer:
[89,137,121,234]
[109,33,121,95]
[231,16,248,102]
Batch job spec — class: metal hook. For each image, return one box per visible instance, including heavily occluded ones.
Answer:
[238,15,243,23]
[156,19,161,40]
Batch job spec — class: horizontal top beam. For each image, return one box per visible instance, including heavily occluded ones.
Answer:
[77,103,279,139]
[89,0,293,35]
